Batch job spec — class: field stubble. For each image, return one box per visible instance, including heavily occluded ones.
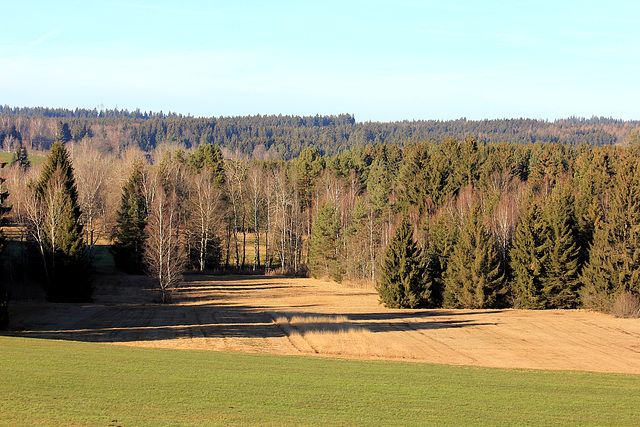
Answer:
[7,274,640,374]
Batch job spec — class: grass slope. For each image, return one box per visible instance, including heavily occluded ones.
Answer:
[0,151,47,167]
[1,336,638,426]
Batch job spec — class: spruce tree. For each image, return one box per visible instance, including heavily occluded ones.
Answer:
[510,201,547,308]
[111,160,148,273]
[188,143,225,187]
[444,205,504,309]
[541,184,581,308]
[376,219,428,308]
[309,202,342,282]
[397,143,432,215]
[10,144,31,170]
[581,154,640,311]
[33,141,91,302]
[423,212,459,307]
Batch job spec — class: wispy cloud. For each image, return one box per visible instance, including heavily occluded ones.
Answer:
[27,30,60,48]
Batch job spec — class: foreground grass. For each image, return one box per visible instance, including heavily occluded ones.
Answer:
[1,336,638,426]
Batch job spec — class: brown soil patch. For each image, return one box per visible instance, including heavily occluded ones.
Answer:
[7,275,640,374]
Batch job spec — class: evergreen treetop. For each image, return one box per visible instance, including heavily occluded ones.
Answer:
[10,144,31,170]
[376,219,428,308]
[34,140,91,302]
[444,205,504,309]
[309,201,342,281]
[111,160,148,273]
[510,200,547,309]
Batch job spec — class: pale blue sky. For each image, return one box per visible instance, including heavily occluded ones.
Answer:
[2,1,639,121]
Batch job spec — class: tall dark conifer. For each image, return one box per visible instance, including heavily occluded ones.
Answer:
[11,144,31,170]
[541,183,581,308]
[111,160,148,273]
[376,219,428,308]
[444,205,504,309]
[510,201,547,308]
[581,153,640,311]
[34,141,91,302]
[308,202,342,282]
[423,212,459,307]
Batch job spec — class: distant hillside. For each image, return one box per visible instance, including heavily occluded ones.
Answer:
[1,106,639,159]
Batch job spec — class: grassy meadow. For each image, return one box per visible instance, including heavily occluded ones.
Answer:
[1,336,638,426]
[0,150,47,167]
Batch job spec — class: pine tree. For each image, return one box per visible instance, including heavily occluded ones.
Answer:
[541,184,581,308]
[367,157,392,213]
[376,219,428,308]
[581,153,640,311]
[457,136,481,187]
[10,144,31,170]
[188,143,225,187]
[444,205,504,309]
[423,212,459,307]
[510,201,547,308]
[309,202,343,282]
[33,141,91,302]
[111,160,148,273]
[397,143,432,215]
[56,121,72,143]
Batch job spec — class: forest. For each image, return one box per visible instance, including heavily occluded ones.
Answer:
[2,106,640,159]
[1,111,640,329]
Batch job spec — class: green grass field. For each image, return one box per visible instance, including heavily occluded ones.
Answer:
[0,151,47,167]
[1,336,638,426]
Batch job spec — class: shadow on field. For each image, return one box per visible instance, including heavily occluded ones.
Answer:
[4,275,499,345]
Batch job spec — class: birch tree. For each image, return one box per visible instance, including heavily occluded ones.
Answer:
[144,181,186,303]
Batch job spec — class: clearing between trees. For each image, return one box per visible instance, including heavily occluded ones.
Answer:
[7,275,640,374]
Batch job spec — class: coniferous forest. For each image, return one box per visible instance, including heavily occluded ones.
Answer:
[1,108,640,319]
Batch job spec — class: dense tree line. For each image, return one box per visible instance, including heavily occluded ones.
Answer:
[2,107,640,160]
[2,133,640,317]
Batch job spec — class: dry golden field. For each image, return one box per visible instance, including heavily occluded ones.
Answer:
[8,274,640,374]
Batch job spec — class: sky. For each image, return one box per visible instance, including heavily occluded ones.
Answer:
[1,0,639,122]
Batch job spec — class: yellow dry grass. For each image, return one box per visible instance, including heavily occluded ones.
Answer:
[8,274,640,374]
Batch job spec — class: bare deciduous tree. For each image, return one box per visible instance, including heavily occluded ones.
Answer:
[186,167,224,271]
[225,159,248,269]
[71,141,112,262]
[144,181,186,303]
[247,164,263,270]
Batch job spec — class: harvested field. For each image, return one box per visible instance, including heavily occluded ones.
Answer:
[7,275,640,374]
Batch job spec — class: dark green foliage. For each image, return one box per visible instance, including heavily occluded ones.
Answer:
[188,235,222,271]
[343,199,376,282]
[444,205,504,309]
[56,121,72,143]
[457,137,481,187]
[541,184,581,308]
[294,147,325,209]
[510,201,547,308]
[397,143,432,215]
[111,161,148,273]
[309,202,342,282]
[376,219,428,308]
[366,157,392,213]
[10,144,31,170]
[188,144,225,186]
[423,212,459,307]
[581,153,640,311]
[0,107,635,159]
[34,141,91,302]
